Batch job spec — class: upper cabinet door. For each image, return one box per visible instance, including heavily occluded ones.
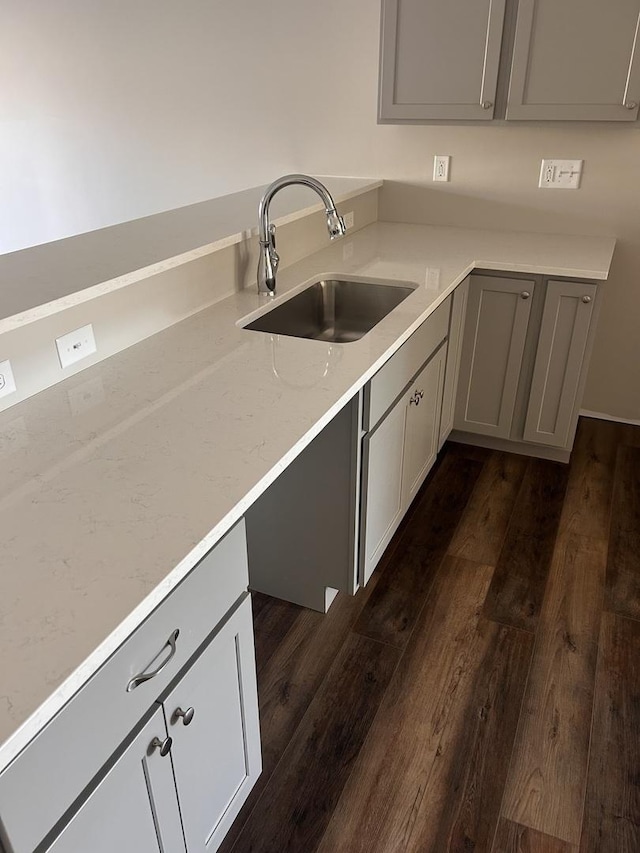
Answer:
[379,0,507,121]
[507,0,640,120]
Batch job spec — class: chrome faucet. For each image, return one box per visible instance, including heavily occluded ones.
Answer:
[257,174,346,295]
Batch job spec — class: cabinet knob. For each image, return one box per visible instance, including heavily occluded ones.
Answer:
[173,706,195,726]
[481,101,493,110]
[582,295,592,304]
[150,735,173,757]
[410,389,424,406]
[520,291,531,300]
[625,101,638,110]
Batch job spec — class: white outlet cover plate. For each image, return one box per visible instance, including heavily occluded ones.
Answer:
[0,359,17,399]
[433,155,451,182]
[343,211,355,230]
[56,324,97,369]
[539,159,583,189]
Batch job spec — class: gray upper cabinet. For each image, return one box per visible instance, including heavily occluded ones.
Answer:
[379,0,507,121]
[507,0,640,120]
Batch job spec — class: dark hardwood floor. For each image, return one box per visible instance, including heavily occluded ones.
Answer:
[220,417,640,853]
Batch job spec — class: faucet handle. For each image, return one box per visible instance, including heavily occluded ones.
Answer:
[268,224,280,268]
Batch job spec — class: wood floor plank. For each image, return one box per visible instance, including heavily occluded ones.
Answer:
[558,417,618,541]
[449,451,528,565]
[230,633,400,853]
[251,591,303,675]
[317,556,496,853]
[484,459,569,632]
[579,612,640,853]
[426,622,534,852]
[501,534,606,844]
[606,445,640,620]
[493,818,577,852]
[354,452,483,647]
[219,579,382,852]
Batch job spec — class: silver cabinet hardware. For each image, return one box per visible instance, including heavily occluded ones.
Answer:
[150,736,173,757]
[127,628,180,692]
[582,295,592,303]
[521,291,531,299]
[481,101,493,109]
[625,101,638,109]
[409,389,424,406]
[173,706,195,726]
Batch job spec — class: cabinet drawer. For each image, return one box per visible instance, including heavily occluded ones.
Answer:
[364,298,450,431]
[0,520,249,853]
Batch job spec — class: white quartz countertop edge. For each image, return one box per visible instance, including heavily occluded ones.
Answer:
[0,222,616,772]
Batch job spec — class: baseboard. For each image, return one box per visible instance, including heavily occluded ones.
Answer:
[448,430,571,463]
[580,409,640,427]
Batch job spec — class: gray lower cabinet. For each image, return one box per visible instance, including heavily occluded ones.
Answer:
[361,339,447,584]
[523,280,597,446]
[45,708,186,853]
[43,596,260,853]
[439,277,469,449]
[507,0,640,121]
[454,274,535,439]
[0,521,260,853]
[453,272,600,457]
[163,596,261,852]
[379,0,507,121]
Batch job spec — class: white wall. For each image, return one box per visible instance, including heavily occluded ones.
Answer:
[2,0,639,419]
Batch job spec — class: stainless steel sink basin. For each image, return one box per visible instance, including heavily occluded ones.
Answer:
[243,278,416,343]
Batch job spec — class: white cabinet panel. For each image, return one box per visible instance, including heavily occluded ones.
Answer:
[524,280,597,447]
[439,278,469,449]
[167,596,261,852]
[46,709,185,853]
[361,397,407,585]
[379,0,507,120]
[507,0,640,120]
[402,346,446,507]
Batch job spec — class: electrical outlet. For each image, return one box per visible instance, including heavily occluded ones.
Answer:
[539,159,583,189]
[56,324,97,369]
[343,211,355,230]
[433,155,451,182]
[0,359,17,400]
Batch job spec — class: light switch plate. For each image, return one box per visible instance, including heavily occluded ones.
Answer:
[0,359,17,399]
[56,324,97,369]
[539,159,583,189]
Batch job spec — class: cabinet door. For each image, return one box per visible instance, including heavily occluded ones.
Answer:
[165,595,261,853]
[439,278,469,449]
[454,275,534,439]
[403,346,447,507]
[360,396,407,585]
[379,0,507,121]
[523,281,597,448]
[46,708,185,853]
[507,0,640,120]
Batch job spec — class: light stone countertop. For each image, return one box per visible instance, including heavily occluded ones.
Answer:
[0,221,615,772]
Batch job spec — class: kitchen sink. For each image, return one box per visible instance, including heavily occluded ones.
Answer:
[243,278,417,343]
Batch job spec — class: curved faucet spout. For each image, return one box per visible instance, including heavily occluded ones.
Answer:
[257,175,346,295]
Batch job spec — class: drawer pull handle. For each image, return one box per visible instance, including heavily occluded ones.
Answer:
[127,628,180,692]
[521,291,531,300]
[173,706,195,726]
[150,736,173,757]
[625,101,637,110]
[582,295,592,304]
[410,390,424,406]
